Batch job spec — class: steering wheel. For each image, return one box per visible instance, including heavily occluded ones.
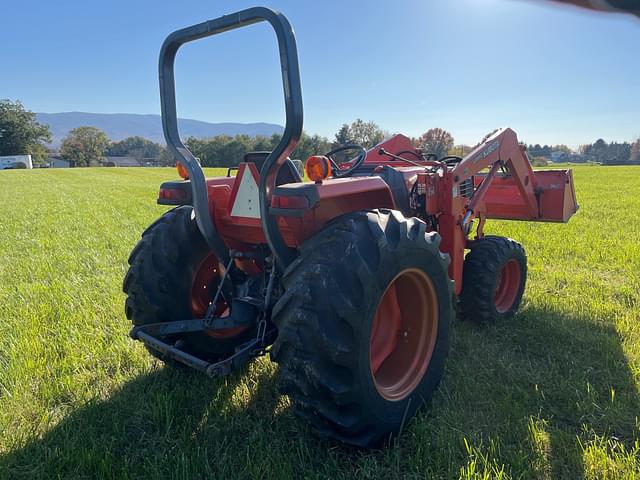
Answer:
[324,144,367,178]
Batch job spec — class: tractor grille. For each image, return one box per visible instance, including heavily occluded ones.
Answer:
[459,177,474,198]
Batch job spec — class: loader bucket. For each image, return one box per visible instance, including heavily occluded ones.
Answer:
[535,169,579,222]
[479,169,578,222]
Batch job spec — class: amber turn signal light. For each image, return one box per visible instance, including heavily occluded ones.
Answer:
[176,161,190,180]
[305,155,331,183]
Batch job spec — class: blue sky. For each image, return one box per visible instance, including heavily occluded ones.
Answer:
[2,0,638,147]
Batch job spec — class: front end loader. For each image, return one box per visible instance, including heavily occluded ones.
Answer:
[123,7,578,447]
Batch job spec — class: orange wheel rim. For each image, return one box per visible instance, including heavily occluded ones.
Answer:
[493,259,521,313]
[191,254,246,339]
[369,269,439,401]
[191,254,225,318]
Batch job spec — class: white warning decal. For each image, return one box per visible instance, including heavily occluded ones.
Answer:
[231,168,261,219]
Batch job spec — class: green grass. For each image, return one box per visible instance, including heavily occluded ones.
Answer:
[0,165,638,479]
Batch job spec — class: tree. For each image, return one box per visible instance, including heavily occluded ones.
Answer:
[605,142,631,164]
[631,139,640,163]
[186,135,228,167]
[291,133,332,160]
[219,135,254,167]
[416,128,454,159]
[0,99,51,165]
[157,147,176,166]
[450,144,473,157]
[185,132,333,168]
[349,119,384,148]
[551,144,571,154]
[60,126,110,167]
[185,134,253,168]
[580,139,633,164]
[252,135,273,152]
[593,139,607,160]
[334,124,351,144]
[107,136,163,160]
[332,119,384,149]
[183,131,332,168]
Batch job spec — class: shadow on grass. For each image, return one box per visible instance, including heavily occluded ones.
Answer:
[537,310,639,478]
[434,305,640,478]
[1,307,637,479]
[0,359,312,479]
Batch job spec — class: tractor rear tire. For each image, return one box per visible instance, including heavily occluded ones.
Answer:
[459,236,527,322]
[123,206,254,364]
[271,210,453,447]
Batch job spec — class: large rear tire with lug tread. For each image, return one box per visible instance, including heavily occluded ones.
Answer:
[459,235,527,322]
[123,206,254,364]
[271,209,453,447]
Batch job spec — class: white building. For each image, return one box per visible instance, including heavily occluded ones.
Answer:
[50,158,71,168]
[0,155,33,169]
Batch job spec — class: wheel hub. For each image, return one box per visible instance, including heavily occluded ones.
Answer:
[369,268,439,401]
[191,254,246,339]
[191,254,226,318]
[493,258,522,313]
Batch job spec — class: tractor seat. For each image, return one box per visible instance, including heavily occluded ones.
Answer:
[244,151,303,185]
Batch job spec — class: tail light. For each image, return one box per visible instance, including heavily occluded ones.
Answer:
[271,195,310,209]
[159,187,187,201]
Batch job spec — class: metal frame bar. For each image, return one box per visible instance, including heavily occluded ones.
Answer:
[158,7,303,268]
[134,329,263,377]
[130,319,205,338]
[137,331,212,372]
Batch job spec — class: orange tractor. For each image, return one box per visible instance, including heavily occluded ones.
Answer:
[123,7,578,446]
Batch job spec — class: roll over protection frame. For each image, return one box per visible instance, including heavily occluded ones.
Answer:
[159,7,303,268]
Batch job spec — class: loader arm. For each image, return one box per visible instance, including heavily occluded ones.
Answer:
[451,127,540,220]
[435,127,577,294]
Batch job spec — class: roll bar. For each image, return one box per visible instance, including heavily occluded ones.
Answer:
[159,7,303,268]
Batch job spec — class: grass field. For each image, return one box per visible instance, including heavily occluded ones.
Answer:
[0,165,638,479]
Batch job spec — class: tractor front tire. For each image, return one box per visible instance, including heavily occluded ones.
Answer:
[271,210,453,447]
[459,236,527,322]
[123,206,253,364]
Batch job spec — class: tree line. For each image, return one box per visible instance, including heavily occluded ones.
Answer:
[2,99,638,167]
[51,116,462,168]
[61,119,387,168]
[528,140,640,164]
[0,99,464,167]
[60,127,175,167]
[580,139,638,164]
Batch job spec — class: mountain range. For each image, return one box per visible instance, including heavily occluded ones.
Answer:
[36,112,284,147]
